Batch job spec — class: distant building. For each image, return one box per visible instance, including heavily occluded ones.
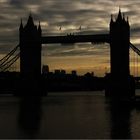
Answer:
[61,70,66,75]
[84,72,94,77]
[55,70,61,74]
[91,72,94,76]
[71,70,77,76]
[42,65,49,74]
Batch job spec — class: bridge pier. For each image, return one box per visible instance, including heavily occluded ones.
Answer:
[105,74,135,100]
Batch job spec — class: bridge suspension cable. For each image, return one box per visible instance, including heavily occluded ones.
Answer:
[130,42,140,77]
[0,45,19,66]
[0,45,20,72]
[130,43,140,56]
[0,53,20,72]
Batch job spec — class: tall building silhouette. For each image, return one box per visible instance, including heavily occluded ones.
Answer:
[110,9,130,78]
[106,9,135,99]
[19,14,41,79]
[19,14,42,93]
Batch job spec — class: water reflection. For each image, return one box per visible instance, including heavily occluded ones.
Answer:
[18,96,42,138]
[109,100,132,139]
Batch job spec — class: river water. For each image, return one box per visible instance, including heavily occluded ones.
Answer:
[0,90,140,139]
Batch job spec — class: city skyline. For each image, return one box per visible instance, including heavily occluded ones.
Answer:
[0,0,140,76]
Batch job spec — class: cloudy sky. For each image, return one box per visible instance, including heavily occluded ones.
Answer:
[0,0,140,76]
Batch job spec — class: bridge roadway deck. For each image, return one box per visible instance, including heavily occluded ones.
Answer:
[41,34,110,44]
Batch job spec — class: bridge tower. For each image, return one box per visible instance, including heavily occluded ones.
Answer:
[19,14,42,94]
[106,9,135,99]
[110,9,130,78]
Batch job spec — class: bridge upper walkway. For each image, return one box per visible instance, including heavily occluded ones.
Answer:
[41,34,110,44]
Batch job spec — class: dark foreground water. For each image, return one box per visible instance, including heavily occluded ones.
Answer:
[1,91,140,139]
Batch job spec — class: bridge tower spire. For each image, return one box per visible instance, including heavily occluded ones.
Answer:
[19,14,42,94]
[107,9,135,99]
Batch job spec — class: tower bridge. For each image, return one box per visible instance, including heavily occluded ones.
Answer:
[0,10,139,98]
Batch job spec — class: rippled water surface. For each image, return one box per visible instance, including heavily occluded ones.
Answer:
[0,91,140,139]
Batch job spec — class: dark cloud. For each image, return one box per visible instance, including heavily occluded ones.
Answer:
[9,0,39,7]
[0,0,140,74]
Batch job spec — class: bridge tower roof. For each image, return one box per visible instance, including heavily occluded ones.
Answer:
[26,13,34,28]
[116,8,123,22]
[19,19,23,31]
[38,21,41,31]
[110,14,114,25]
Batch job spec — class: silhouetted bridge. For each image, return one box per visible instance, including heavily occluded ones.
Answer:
[1,10,140,98]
